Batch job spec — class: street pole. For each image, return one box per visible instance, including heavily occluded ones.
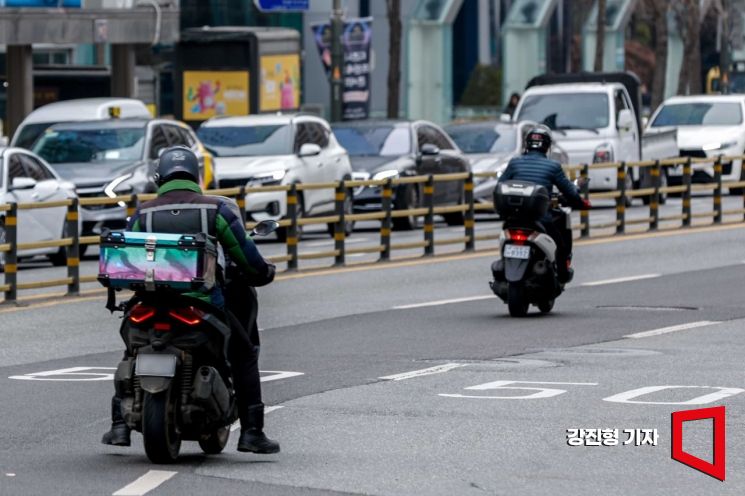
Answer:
[330,0,344,122]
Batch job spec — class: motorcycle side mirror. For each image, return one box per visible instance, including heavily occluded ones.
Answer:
[251,219,280,237]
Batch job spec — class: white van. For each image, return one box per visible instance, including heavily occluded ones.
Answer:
[10,98,152,149]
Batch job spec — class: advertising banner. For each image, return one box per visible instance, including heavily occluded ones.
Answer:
[183,71,249,121]
[260,54,301,112]
[311,17,372,120]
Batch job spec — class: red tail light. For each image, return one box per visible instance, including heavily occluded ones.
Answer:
[129,304,156,324]
[154,322,172,332]
[508,229,530,245]
[168,306,205,326]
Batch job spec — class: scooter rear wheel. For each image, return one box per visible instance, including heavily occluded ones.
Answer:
[507,282,529,317]
[142,384,182,464]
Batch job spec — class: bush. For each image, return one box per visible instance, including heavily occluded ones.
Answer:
[459,65,502,107]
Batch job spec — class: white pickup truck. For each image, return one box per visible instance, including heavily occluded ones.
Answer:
[513,72,678,195]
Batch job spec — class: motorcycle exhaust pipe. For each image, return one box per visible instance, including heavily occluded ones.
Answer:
[533,260,548,276]
[192,366,231,419]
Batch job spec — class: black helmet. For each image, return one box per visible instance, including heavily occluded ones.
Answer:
[524,125,552,155]
[155,146,200,185]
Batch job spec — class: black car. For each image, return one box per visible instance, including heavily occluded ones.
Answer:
[332,120,470,230]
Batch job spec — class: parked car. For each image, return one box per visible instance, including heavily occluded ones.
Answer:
[332,120,471,230]
[646,94,745,191]
[31,118,209,237]
[11,98,152,150]
[197,114,353,241]
[0,147,78,269]
[445,120,569,205]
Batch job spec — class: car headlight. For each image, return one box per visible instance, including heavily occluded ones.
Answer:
[372,169,400,181]
[247,169,286,186]
[702,141,738,151]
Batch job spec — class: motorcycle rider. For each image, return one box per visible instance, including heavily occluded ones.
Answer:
[497,125,590,283]
[101,146,280,454]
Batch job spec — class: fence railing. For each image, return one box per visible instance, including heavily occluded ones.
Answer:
[1,153,744,303]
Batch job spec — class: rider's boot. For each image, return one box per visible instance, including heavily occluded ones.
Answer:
[237,403,280,454]
[101,396,131,446]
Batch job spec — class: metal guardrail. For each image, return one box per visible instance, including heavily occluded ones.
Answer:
[1,154,745,303]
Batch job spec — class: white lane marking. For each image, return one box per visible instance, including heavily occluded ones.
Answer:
[260,370,304,382]
[230,406,284,432]
[624,321,721,339]
[393,295,494,310]
[379,363,466,381]
[581,274,661,286]
[9,367,116,381]
[6,473,16,477]
[112,470,177,496]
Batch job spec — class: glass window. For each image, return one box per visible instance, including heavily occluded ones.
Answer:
[293,123,313,152]
[163,125,187,147]
[333,125,411,157]
[614,90,628,122]
[197,124,293,157]
[19,154,54,181]
[14,122,58,150]
[516,93,610,130]
[178,127,197,148]
[430,128,454,150]
[8,155,26,181]
[32,127,147,164]
[308,123,330,148]
[149,126,169,159]
[446,125,517,154]
[650,102,743,127]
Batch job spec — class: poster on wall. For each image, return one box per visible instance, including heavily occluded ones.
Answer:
[182,71,249,121]
[260,54,301,112]
[311,17,372,121]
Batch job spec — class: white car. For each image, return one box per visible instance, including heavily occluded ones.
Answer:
[197,114,353,240]
[0,147,78,270]
[646,95,745,187]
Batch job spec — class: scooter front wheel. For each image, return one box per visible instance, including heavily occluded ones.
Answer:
[538,298,555,314]
[507,282,529,317]
[199,425,230,454]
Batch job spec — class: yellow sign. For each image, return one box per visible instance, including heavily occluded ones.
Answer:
[183,70,249,120]
[260,54,301,112]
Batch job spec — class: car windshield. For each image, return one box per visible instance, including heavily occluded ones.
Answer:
[196,125,293,157]
[333,125,411,156]
[650,102,743,127]
[516,93,610,130]
[14,122,58,150]
[32,128,146,164]
[446,126,517,154]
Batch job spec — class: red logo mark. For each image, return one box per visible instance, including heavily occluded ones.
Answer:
[671,406,725,481]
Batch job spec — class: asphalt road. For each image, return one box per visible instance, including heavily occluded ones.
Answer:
[1,211,745,495]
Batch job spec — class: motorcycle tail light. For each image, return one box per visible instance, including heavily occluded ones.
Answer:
[154,322,172,332]
[508,229,530,245]
[129,304,156,324]
[168,306,205,326]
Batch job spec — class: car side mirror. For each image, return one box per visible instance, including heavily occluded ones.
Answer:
[420,143,440,156]
[617,109,634,131]
[251,219,280,237]
[500,113,512,123]
[11,177,37,190]
[299,143,322,157]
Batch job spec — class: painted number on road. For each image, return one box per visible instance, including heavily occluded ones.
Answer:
[603,386,745,405]
[439,380,598,400]
[9,367,116,382]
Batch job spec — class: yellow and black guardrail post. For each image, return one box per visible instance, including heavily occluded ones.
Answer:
[286,184,299,270]
[616,162,626,235]
[682,157,692,227]
[580,164,590,238]
[334,181,346,266]
[66,198,80,296]
[464,173,476,251]
[237,186,247,222]
[650,161,660,230]
[741,158,745,222]
[713,155,723,224]
[423,175,435,256]
[380,178,393,261]
[3,203,18,303]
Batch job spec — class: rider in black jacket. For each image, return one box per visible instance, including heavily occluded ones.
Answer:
[498,126,590,282]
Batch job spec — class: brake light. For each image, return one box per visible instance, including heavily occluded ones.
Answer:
[154,322,172,331]
[168,306,205,326]
[508,229,530,245]
[129,304,156,324]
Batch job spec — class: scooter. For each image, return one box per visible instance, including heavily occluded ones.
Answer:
[489,181,567,317]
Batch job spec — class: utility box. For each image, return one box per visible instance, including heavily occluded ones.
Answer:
[175,26,301,126]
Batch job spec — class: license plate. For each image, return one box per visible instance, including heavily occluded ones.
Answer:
[504,244,530,259]
[136,354,177,377]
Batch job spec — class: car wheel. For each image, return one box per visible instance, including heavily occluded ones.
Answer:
[48,224,69,267]
[641,169,667,206]
[730,159,745,195]
[393,184,420,231]
[443,193,465,226]
[276,192,305,243]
